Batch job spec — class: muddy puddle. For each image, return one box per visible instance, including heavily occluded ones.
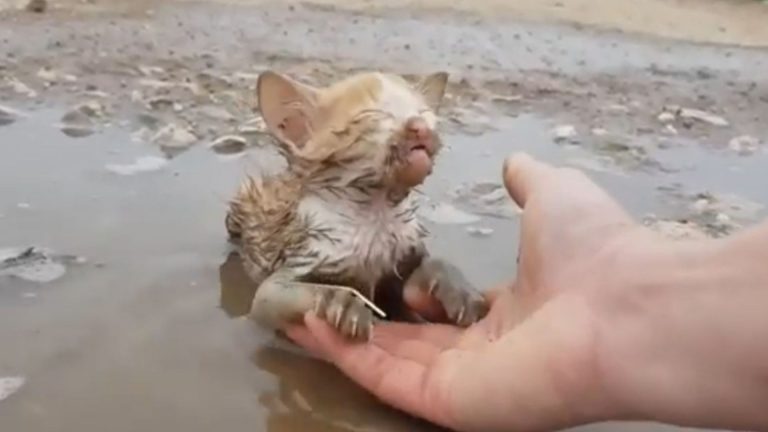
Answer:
[1,101,765,432]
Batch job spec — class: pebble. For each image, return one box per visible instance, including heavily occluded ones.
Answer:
[728,135,760,156]
[210,135,248,154]
[0,247,68,283]
[151,123,198,149]
[466,226,494,237]
[420,202,481,225]
[105,155,169,175]
[552,124,577,142]
[0,105,21,126]
[0,377,25,402]
[678,108,729,127]
[657,111,676,123]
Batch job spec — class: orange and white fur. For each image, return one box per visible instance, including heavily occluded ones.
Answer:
[225,70,488,341]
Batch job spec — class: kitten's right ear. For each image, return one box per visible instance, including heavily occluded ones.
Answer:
[256,71,320,151]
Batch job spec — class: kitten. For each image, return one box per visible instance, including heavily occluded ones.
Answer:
[226,70,489,341]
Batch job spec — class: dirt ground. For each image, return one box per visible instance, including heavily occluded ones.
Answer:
[0,1,767,432]
[5,0,768,46]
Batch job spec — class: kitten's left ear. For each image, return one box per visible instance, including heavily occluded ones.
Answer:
[415,72,449,112]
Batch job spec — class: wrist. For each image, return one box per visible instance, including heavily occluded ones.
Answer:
[592,227,768,429]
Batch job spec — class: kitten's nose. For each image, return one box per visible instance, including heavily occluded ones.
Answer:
[404,116,432,150]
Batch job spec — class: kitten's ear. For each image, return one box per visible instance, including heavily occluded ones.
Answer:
[256,71,320,150]
[415,72,449,112]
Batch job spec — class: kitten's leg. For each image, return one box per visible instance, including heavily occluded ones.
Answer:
[250,270,377,341]
[404,257,489,327]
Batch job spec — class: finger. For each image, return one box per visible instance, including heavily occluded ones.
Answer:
[502,152,553,208]
[284,324,327,360]
[402,281,449,322]
[300,312,455,427]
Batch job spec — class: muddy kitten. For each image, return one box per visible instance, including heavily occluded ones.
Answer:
[226,70,489,341]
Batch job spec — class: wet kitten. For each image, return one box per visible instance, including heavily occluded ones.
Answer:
[226,70,489,341]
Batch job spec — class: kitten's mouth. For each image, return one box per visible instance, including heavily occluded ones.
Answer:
[398,142,433,187]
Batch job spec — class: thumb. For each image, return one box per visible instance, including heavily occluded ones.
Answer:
[502,153,553,208]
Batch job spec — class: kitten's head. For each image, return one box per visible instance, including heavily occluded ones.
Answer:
[256,70,448,193]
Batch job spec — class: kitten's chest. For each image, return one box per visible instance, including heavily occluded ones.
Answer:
[297,194,425,286]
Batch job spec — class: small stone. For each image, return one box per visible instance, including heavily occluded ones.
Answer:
[692,198,710,213]
[137,65,165,77]
[553,124,577,142]
[0,105,21,126]
[105,155,168,175]
[466,226,494,237]
[60,125,95,138]
[210,135,248,154]
[0,377,25,402]
[715,213,732,224]
[151,123,197,149]
[146,97,176,111]
[605,104,630,113]
[591,128,608,136]
[36,67,76,83]
[663,124,678,135]
[7,78,37,98]
[16,203,31,209]
[657,111,676,123]
[678,108,728,127]
[238,115,268,136]
[420,202,481,225]
[728,135,760,156]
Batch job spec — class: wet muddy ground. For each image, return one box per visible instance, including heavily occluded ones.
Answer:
[1,1,767,431]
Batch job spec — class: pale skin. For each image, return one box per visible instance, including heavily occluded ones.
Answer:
[286,152,768,432]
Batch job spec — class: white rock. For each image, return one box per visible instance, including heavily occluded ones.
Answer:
[466,226,494,237]
[137,65,165,76]
[0,376,25,402]
[7,78,37,98]
[105,156,168,176]
[728,135,760,156]
[692,198,710,213]
[0,104,23,125]
[715,213,732,224]
[210,135,248,154]
[679,108,728,127]
[553,124,577,142]
[657,111,676,123]
[36,67,77,83]
[420,203,481,225]
[151,124,197,148]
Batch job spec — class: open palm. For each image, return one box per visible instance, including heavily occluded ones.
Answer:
[287,153,648,432]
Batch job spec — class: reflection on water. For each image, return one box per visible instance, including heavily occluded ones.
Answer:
[0,107,763,432]
[219,250,257,318]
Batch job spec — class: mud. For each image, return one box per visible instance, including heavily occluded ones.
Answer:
[0,1,767,431]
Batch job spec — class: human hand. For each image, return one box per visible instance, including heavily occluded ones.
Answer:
[285,153,659,432]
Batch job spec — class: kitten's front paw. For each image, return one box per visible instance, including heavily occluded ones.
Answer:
[312,287,376,342]
[421,259,490,327]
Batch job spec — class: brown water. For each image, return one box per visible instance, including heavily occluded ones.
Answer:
[1,0,768,430]
[1,105,766,431]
